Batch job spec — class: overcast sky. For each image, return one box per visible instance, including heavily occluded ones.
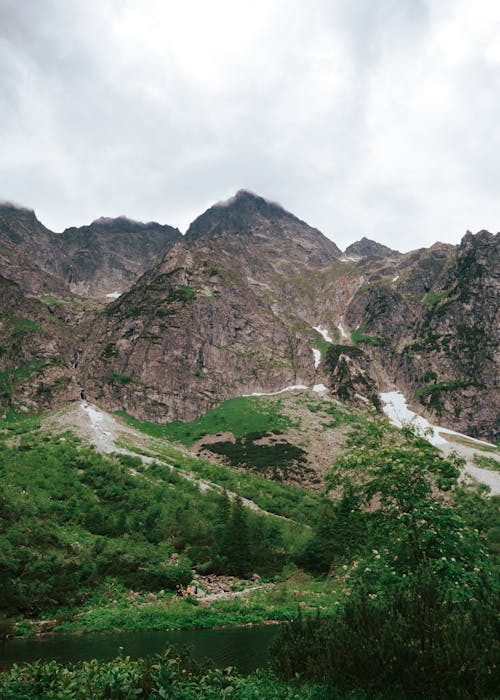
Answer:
[1,0,499,250]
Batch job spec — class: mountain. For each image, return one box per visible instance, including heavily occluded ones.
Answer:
[0,204,68,295]
[0,204,181,297]
[1,192,498,441]
[186,189,342,261]
[343,232,499,439]
[59,216,181,296]
[77,191,346,421]
[344,237,400,258]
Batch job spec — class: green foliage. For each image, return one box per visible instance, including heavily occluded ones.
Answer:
[102,342,118,358]
[168,285,197,302]
[0,433,292,616]
[273,421,500,697]
[299,492,367,574]
[415,378,475,396]
[453,483,500,563]
[39,294,78,308]
[272,578,499,698]
[415,378,478,414]
[52,575,341,635]
[0,649,344,699]
[128,440,322,524]
[116,396,292,447]
[110,372,134,385]
[350,328,389,346]
[11,317,46,336]
[473,454,500,473]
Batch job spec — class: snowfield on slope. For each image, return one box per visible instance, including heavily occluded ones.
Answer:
[381,391,500,495]
[313,325,333,343]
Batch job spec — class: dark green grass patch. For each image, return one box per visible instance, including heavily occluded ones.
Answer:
[202,431,315,482]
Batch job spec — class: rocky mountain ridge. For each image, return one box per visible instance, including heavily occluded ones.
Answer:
[0,203,181,297]
[1,193,498,441]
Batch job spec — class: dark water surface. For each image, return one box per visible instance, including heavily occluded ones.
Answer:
[0,625,282,674]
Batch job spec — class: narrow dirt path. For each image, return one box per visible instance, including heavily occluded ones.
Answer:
[197,583,273,602]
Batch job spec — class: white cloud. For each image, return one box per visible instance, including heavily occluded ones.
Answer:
[0,0,499,250]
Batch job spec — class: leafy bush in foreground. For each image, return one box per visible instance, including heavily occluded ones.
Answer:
[273,422,500,698]
[0,648,357,700]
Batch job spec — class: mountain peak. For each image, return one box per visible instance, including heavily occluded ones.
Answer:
[88,215,162,231]
[344,237,400,258]
[184,189,341,259]
[0,200,35,213]
[214,189,286,211]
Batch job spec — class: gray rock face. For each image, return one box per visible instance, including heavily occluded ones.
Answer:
[59,217,181,295]
[344,237,400,258]
[0,204,68,295]
[0,275,79,415]
[400,231,500,440]
[0,205,181,297]
[186,189,342,263]
[344,232,500,441]
[77,191,345,421]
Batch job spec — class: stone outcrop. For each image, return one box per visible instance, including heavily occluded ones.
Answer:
[344,234,499,440]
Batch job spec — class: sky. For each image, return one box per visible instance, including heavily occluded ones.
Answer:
[0,0,499,251]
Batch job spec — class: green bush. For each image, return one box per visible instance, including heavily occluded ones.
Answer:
[273,421,500,697]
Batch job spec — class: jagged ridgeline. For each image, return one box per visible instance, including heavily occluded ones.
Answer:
[0,191,498,440]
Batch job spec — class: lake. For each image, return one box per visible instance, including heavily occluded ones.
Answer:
[0,624,282,675]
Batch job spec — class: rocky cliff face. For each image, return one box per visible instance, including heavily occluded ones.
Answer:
[77,191,347,421]
[397,231,499,440]
[0,204,68,295]
[0,275,79,415]
[0,204,181,297]
[2,193,498,441]
[342,234,499,440]
[59,217,181,296]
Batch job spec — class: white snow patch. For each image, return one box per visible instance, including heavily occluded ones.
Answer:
[82,403,105,427]
[106,292,121,299]
[312,348,321,368]
[338,322,348,339]
[380,392,500,494]
[392,275,400,282]
[313,325,333,343]
[381,391,497,450]
[340,256,358,262]
[313,384,328,394]
[242,385,308,398]
[380,391,447,446]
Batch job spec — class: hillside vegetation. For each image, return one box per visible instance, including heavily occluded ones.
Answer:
[1,401,499,698]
